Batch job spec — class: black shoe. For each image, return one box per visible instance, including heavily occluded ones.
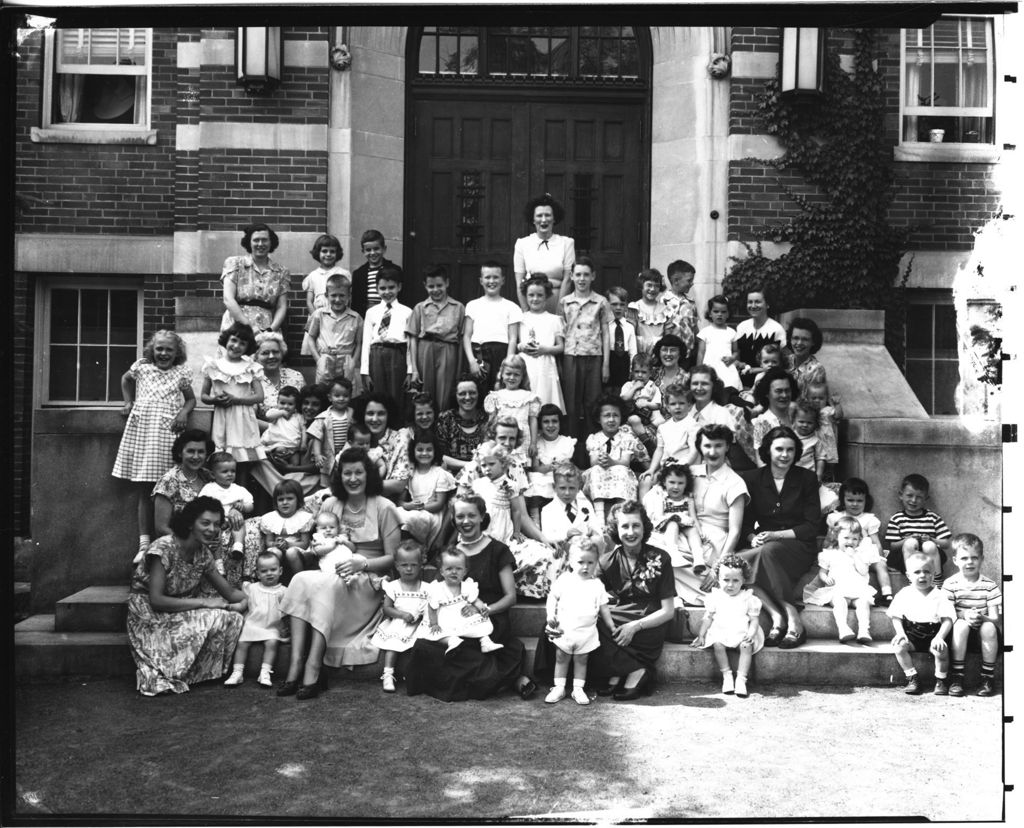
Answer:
[596,680,620,697]
[517,678,537,700]
[977,677,997,697]
[949,678,965,697]
[904,675,922,695]
[613,669,653,701]
[296,682,321,700]
[276,680,300,697]
[875,593,893,608]
[933,677,949,696]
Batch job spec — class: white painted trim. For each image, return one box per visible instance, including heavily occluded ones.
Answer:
[728,133,786,161]
[893,144,1002,163]
[176,124,200,151]
[177,41,201,68]
[193,122,328,151]
[730,51,777,79]
[329,126,352,155]
[900,250,974,289]
[284,40,326,68]
[31,127,158,145]
[15,234,174,274]
[202,37,235,66]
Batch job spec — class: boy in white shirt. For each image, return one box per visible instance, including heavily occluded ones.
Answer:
[540,462,602,542]
[463,261,522,393]
[360,267,413,408]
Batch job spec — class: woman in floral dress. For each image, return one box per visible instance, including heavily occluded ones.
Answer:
[127,496,247,696]
[220,223,290,334]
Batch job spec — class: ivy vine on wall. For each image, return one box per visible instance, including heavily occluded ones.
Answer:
[722,29,913,363]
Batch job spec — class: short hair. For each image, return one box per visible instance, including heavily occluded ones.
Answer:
[412,392,438,415]
[218,322,258,354]
[316,510,341,528]
[806,379,830,397]
[439,547,469,568]
[488,416,524,447]
[952,532,984,555]
[636,268,664,292]
[630,353,654,372]
[255,329,288,357]
[171,429,214,463]
[689,364,728,405]
[607,500,653,545]
[325,273,351,293]
[298,384,328,411]
[347,421,373,442]
[497,355,530,391]
[329,447,384,500]
[753,366,799,411]
[695,424,735,453]
[824,515,863,548]
[272,479,305,504]
[276,385,301,404]
[241,223,279,253]
[354,391,399,431]
[663,382,694,405]
[452,493,491,530]
[788,317,824,354]
[552,461,581,485]
[837,477,874,512]
[573,255,596,273]
[906,551,934,572]
[537,403,564,427]
[256,550,283,570]
[523,193,566,225]
[476,440,511,470]
[705,294,730,320]
[480,260,504,276]
[143,330,187,366]
[169,496,224,539]
[652,334,687,367]
[520,273,553,297]
[207,451,236,469]
[790,399,820,427]
[408,428,443,465]
[360,229,385,247]
[606,285,630,303]
[746,285,772,308]
[900,473,930,494]
[757,425,803,466]
[666,259,695,278]
[395,538,424,563]
[758,342,783,362]
[715,554,752,581]
[657,462,694,492]
[592,392,626,427]
[375,265,402,287]
[310,233,342,262]
[327,375,354,395]
[423,263,449,283]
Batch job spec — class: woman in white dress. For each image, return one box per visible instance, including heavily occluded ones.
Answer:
[513,194,576,313]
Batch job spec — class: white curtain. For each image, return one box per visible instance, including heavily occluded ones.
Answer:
[904,53,922,141]
[58,73,84,123]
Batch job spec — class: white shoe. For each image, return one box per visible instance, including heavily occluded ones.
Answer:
[258,667,273,687]
[721,672,734,694]
[571,687,590,705]
[735,675,749,698]
[445,636,464,653]
[480,639,504,653]
[224,670,244,686]
[545,686,566,704]
[382,673,396,693]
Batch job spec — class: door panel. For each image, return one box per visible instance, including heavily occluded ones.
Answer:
[409,97,643,305]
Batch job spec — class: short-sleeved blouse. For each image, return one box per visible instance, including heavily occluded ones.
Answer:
[691,462,748,533]
[463,539,516,608]
[599,545,676,623]
[787,353,827,396]
[130,535,216,597]
[514,233,575,296]
[436,408,489,462]
[259,509,315,537]
[151,466,213,513]
[220,254,291,332]
[319,495,401,556]
[375,427,413,482]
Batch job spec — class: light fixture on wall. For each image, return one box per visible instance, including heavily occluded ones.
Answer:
[779,27,825,101]
[236,27,283,94]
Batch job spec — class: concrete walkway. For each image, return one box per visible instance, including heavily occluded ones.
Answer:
[13,675,1005,821]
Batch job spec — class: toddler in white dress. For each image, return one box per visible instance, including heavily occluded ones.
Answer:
[370,540,429,692]
[425,549,503,653]
[225,552,286,687]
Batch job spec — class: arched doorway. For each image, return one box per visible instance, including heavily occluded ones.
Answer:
[404,26,652,304]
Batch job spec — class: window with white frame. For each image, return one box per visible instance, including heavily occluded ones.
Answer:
[37,28,152,135]
[37,279,143,406]
[901,17,994,145]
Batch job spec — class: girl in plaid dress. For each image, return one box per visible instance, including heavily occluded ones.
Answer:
[113,331,196,562]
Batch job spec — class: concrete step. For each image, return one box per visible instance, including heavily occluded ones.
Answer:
[55,586,129,632]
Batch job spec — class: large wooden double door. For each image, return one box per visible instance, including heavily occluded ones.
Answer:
[406,96,647,304]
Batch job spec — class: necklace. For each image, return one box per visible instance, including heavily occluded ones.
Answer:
[345,500,367,514]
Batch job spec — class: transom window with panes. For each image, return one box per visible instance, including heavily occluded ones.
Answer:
[901,17,994,145]
[417,26,642,82]
[39,28,152,131]
[37,280,143,406]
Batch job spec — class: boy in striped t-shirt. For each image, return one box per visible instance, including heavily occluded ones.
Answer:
[942,533,1002,697]
[885,473,952,586]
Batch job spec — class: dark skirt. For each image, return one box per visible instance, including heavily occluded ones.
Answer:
[740,538,817,604]
[404,611,527,702]
[532,615,668,685]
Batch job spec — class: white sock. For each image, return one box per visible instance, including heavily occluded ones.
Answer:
[382,667,395,677]
[904,667,918,678]
[553,678,567,688]
[572,678,586,689]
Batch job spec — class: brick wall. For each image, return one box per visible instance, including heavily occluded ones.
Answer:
[12,273,35,536]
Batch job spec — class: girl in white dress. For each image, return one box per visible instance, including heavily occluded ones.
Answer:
[517,274,566,411]
[371,540,429,693]
[690,555,764,697]
[200,322,267,471]
[826,477,891,605]
[803,516,882,644]
[397,430,457,552]
[224,551,286,687]
[425,549,503,653]
[259,479,315,576]
[586,394,643,521]
[484,355,541,456]
[527,405,577,523]
[695,295,742,391]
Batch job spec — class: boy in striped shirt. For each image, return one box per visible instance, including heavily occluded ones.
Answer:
[942,533,1001,697]
[885,473,952,586]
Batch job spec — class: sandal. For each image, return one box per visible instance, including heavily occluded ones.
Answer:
[779,628,807,649]
[517,678,537,700]
[765,625,786,647]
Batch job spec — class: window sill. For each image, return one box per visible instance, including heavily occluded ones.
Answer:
[893,144,1001,164]
[31,127,158,146]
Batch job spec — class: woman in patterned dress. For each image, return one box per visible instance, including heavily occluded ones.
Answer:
[220,223,290,334]
[355,392,413,502]
[127,496,247,696]
[436,377,490,473]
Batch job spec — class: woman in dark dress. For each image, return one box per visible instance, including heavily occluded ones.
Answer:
[737,425,821,649]
[405,494,536,701]
[534,500,676,700]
